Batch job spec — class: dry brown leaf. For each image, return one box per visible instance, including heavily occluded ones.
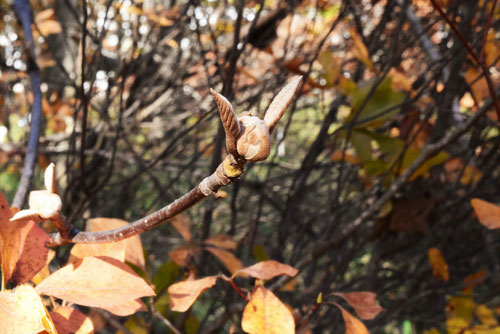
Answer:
[206,247,244,274]
[170,214,192,242]
[168,276,218,312]
[333,292,383,320]
[335,303,369,334]
[264,75,302,134]
[203,234,238,250]
[241,285,295,334]
[0,284,56,334]
[36,256,155,308]
[169,245,200,267]
[85,218,145,270]
[70,240,126,263]
[101,298,147,316]
[427,248,449,282]
[465,67,489,104]
[471,199,500,230]
[389,198,437,233]
[50,306,94,334]
[234,260,299,280]
[0,193,51,285]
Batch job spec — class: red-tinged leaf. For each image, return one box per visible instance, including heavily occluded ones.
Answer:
[234,260,298,280]
[0,284,56,334]
[203,234,238,250]
[168,276,218,312]
[333,292,383,320]
[170,214,192,242]
[334,303,369,334]
[50,306,94,334]
[241,285,295,334]
[0,193,50,285]
[471,199,500,229]
[427,248,449,282]
[206,247,244,274]
[35,256,155,308]
[101,298,147,316]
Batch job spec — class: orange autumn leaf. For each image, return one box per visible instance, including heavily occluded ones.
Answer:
[169,245,200,267]
[348,27,373,70]
[0,193,51,286]
[206,247,244,274]
[335,303,369,334]
[471,199,500,230]
[0,284,56,334]
[234,260,298,280]
[241,285,295,334]
[333,292,383,320]
[427,248,449,281]
[101,298,147,316]
[170,214,192,242]
[70,239,126,264]
[50,306,94,334]
[35,256,155,308]
[87,218,145,270]
[203,234,238,250]
[168,276,218,312]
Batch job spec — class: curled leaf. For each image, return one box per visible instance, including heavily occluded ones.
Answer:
[334,303,369,334]
[264,76,302,134]
[168,276,218,312]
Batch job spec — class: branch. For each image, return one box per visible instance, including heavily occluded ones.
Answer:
[12,0,43,208]
[37,76,302,245]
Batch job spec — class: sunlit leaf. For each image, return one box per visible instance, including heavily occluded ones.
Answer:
[241,285,295,334]
[465,67,489,105]
[50,306,94,334]
[101,298,147,316]
[234,260,298,280]
[333,292,383,320]
[0,284,55,334]
[476,304,498,327]
[471,199,500,229]
[428,248,449,281]
[168,276,218,312]
[36,256,155,308]
[0,193,50,286]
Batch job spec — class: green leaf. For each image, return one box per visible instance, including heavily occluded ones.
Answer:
[153,261,180,294]
[252,244,270,262]
[345,77,406,127]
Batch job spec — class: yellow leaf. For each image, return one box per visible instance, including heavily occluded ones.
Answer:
[241,285,295,334]
[428,248,449,281]
[476,304,498,327]
[0,284,56,334]
[471,199,500,229]
[168,276,218,312]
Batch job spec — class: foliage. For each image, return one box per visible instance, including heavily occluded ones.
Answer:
[0,0,499,332]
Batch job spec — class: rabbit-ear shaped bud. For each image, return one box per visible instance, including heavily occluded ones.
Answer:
[263,76,302,134]
[210,88,241,157]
